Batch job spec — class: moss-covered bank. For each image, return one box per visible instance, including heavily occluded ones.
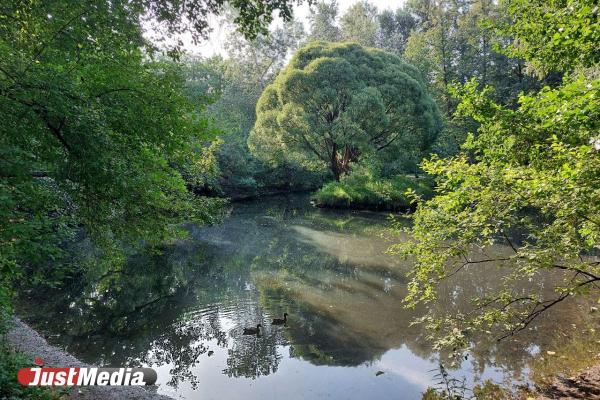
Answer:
[312,175,434,211]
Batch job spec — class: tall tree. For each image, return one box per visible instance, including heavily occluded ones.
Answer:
[397,0,600,348]
[339,1,379,47]
[0,0,308,329]
[307,0,341,42]
[404,0,463,112]
[404,0,539,112]
[249,42,442,181]
[376,8,417,55]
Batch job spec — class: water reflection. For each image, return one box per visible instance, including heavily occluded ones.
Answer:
[16,194,598,399]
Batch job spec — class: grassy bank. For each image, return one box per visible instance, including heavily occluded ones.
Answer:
[313,175,434,211]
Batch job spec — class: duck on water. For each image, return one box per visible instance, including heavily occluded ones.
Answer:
[243,324,262,335]
[272,313,288,325]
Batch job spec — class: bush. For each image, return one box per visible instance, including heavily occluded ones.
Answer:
[313,175,433,211]
[0,279,13,336]
[0,342,63,400]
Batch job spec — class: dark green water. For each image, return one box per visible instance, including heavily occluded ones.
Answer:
[17,194,596,399]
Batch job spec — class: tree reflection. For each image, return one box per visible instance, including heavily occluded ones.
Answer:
[249,226,598,380]
[223,331,283,378]
[15,194,600,392]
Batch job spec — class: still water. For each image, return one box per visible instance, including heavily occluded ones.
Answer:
[17,194,595,399]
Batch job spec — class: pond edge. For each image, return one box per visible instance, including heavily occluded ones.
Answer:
[5,317,173,400]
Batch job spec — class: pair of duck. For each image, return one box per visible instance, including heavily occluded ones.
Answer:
[243,313,288,335]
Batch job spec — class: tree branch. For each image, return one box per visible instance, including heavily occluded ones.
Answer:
[498,275,600,340]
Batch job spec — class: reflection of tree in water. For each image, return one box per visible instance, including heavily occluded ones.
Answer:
[146,312,230,389]
[15,194,600,390]
[250,233,599,382]
[248,229,420,368]
[223,332,283,378]
[19,240,206,343]
[287,307,382,366]
[17,236,253,385]
[17,213,293,385]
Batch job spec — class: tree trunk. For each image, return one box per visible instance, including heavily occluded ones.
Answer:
[330,143,341,181]
[329,144,359,181]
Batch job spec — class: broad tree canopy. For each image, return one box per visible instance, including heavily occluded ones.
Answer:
[249,42,442,180]
[0,0,304,298]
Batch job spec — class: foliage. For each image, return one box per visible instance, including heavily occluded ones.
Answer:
[0,0,308,333]
[422,366,508,399]
[141,0,310,44]
[403,0,541,113]
[0,342,63,399]
[0,0,223,279]
[339,1,379,47]
[183,18,324,198]
[395,0,600,349]
[500,0,600,76]
[0,274,12,335]
[304,0,542,169]
[313,170,433,211]
[307,1,341,42]
[250,41,442,181]
[376,7,417,55]
[310,1,416,55]
[421,388,445,400]
[421,363,469,400]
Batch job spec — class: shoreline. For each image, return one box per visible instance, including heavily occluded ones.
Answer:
[5,317,172,400]
[535,365,600,399]
[6,317,600,399]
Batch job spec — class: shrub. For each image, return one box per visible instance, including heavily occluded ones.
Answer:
[0,342,63,400]
[313,175,433,211]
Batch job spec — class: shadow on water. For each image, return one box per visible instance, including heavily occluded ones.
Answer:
[16,193,599,399]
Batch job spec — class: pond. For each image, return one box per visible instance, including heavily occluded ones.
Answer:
[16,194,597,399]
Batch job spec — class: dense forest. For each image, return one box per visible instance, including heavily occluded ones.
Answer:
[1,0,599,399]
[183,0,546,206]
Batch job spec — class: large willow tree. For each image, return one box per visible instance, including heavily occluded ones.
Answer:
[249,42,442,180]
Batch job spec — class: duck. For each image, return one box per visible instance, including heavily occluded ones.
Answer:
[243,324,262,335]
[272,313,288,325]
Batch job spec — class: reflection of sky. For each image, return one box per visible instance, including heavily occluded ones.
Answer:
[149,313,511,400]
[153,341,436,400]
[20,194,594,400]
[291,225,405,269]
[144,200,531,399]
